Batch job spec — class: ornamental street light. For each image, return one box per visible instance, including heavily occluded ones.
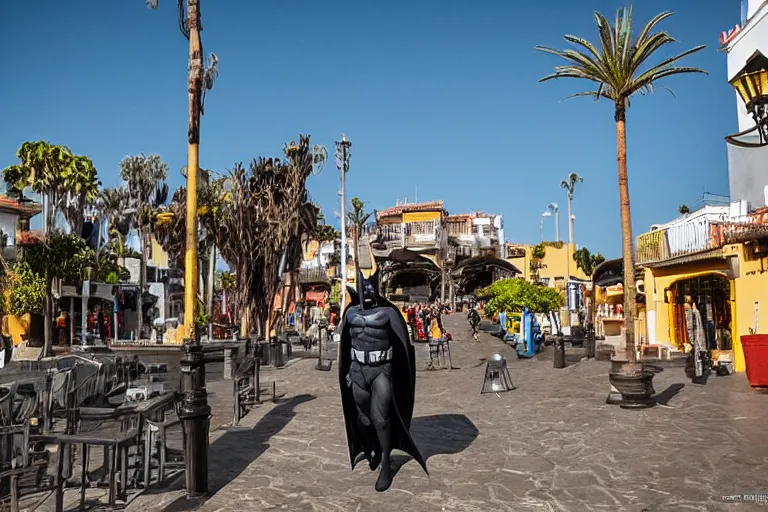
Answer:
[335,134,352,314]
[727,51,768,148]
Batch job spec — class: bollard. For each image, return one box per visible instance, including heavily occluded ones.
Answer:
[586,324,596,359]
[553,337,566,369]
[179,336,211,498]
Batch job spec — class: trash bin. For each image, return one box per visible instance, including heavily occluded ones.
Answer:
[257,341,269,366]
[740,334,768,387]
[271,340,285,367]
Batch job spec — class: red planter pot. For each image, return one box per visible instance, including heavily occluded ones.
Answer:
[740,334,768,388]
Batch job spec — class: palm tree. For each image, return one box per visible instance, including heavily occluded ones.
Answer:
[572,247,606,277]
[347,197,371,271]
[560,172,583,245]
[536,7,706,366]
[98,186,132,266]
[119,155,169,340]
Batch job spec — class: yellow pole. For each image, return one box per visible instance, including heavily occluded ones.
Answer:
[184,145,200,337]
[183,0,202,338]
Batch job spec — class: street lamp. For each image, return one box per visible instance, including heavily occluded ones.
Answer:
[547,202,560,242]
[335,134,351,314]
[540,210,551,241]
[727,51,768,147]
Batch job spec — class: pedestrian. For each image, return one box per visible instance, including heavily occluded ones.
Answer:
[468,306,480,342]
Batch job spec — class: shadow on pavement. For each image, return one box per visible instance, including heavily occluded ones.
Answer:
[653,383,685,407]
[161,393,317,512]
[390,414,479,480]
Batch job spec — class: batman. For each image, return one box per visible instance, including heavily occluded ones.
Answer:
[338,245,428,492]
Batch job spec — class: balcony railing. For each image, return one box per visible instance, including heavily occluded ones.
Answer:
[636,215,727,265]
[371,220,441,250]
[636,229,670,265]
[405,220,440,247]
[446,222,471,236]
[377,223,402,243]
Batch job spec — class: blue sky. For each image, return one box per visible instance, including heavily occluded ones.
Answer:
[0,0,738,259]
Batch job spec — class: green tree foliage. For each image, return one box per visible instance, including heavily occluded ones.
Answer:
[154,169,224,271]
[481,278,564,318]
[572,247,606,277]
[530,242,547,282]
[679,204,690,215]
[23,231,93,285]
[2,141,100,232]
[8,262,45,316]
[22,231,94,354]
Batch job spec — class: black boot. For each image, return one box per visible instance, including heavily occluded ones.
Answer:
[375,459,392,492]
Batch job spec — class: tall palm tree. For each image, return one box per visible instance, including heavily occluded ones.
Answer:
[560,172,583,245]
[536,7,706,366]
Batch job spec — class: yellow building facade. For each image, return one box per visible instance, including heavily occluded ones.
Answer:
[506,242,588,285]
[638,229,768,373]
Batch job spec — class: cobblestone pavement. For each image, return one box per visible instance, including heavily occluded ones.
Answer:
[127,313,768,512]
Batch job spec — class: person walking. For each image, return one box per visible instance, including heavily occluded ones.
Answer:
[468,306,480,342]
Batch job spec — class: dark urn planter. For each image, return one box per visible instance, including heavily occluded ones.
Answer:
[608,370,655,409]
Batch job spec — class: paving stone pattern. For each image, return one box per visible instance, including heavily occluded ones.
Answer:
[129,314,768,512]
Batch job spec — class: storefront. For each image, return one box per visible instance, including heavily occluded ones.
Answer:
[591,259,646,353]
[665,275,734,357]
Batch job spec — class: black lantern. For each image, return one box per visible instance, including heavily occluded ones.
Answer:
[726,51,768,147]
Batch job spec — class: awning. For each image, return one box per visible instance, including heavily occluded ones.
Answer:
[644,248,725,269]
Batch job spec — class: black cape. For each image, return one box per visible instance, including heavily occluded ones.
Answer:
[338,289,428,475]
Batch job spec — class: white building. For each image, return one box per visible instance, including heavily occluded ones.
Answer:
[0,195,42,260]
[724,0,768,207]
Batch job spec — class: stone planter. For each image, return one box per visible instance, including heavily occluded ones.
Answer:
[608,370,655,408]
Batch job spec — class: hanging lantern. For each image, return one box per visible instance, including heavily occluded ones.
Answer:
[726,51,768,147]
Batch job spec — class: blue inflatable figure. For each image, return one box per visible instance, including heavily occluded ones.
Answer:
[516,308,543,358]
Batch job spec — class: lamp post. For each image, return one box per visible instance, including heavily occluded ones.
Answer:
[146,0,219,499]
[547,202,559,242]
[312,144,332,371]
[727,51,768,147]
[335,134,351,314]
[540,210,551,241]
[560,173,583,247]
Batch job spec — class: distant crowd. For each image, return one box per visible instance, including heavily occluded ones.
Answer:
[400,302,451,341]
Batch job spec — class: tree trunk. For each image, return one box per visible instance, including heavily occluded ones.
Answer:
[615,103,637,367]
[353,227,361,277]
[137,227,147,341]
[43,272,53,357]
[206,244,215,340]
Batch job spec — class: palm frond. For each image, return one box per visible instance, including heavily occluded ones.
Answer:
[634,11,675,48]
[537,8,706,106]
